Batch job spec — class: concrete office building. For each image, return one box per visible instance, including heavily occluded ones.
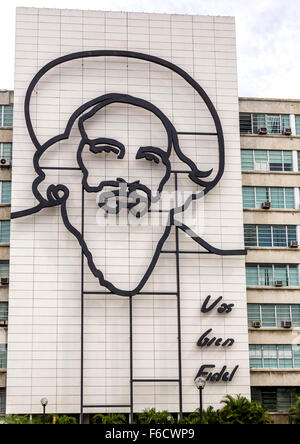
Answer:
[240,98,300,422]
[0,89,13,415]
[0,7,299,424]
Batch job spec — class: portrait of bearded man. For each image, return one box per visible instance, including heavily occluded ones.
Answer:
[11,51,246,297]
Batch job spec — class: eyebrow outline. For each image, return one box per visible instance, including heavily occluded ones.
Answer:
[88,137,126,159]
[136,146,170,166]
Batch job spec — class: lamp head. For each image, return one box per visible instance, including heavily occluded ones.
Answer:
[41,397,48,407]
[194,376,206,389]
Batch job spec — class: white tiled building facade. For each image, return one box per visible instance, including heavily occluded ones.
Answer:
[6,8,250,415]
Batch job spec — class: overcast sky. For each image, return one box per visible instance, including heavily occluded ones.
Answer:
[1,0,299,99]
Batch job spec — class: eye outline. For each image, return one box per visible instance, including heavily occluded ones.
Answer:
[136,146,169,166]
[88,137,125,159]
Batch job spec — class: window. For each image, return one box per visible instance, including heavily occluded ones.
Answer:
[248,304,300,327]
[246,264,299,287]
[239,113,252,134]
[0,182,11,205]
[296,115,300,136]
[297,152,300,172]
[241,150,293,172]
[249,345,300,369]
[242,187,295,209]
[244,225,297,248]
[0,388,5,414]
[0,344,7,369]
[0,105,13,127]
[239,113,290,135]
[0,143,12,163]
[0,302,8,321]
[0,221,10,244]
[251,387,300,412]
[0,261,9,278]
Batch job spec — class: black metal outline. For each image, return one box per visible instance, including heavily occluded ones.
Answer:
[11,50,246,297]
[10,50,247,423]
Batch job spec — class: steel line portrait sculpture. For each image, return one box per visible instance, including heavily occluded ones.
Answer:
[11,50,247,298]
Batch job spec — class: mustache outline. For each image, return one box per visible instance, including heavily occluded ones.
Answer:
[97,178,155,218]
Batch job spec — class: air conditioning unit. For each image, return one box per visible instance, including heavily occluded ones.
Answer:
[0,158,10,167]
[252,320,262,329]
[0,319,8,327]
[283,127,292,136]
[275,280,283,287]
[1,277,9,285]
[281,320,292,329]
[289,241,299,248]
[257,127,267,135]
[261,201,271,210]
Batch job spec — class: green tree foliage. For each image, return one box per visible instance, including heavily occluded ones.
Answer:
[92,413,127,424]
[183,406,220,424]
[3,415,32,424]
[184,395,273,425]
[3,414,78,424]
[218,395,273,424]
[135,408,176,424]
[289,395,300,424]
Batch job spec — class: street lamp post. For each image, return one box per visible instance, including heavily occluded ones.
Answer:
[40,397,48,424]
[194,376,206,424]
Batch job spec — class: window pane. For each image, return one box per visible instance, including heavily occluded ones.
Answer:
[281,114,290,130]
[283,151,293,172]
[0,344,7,369]
[296,116,300,136]
[284,188,295,209]
[249,345,262,358]
[242,187,255,208]
[269,150,283,171]
[0,221,10,244]
[258,225,272,247]
[263,345,277,368]
[277,388,293,411]
[273,226,287,247]
[287,226,297,243]
[239,113,252,134]
[270,188,284,209]
[241,150,254,171]
[2,105,13,127]
[253,114,266,133]
[247,304,260,325]
[0,388,5,414]
[0,261,9,278]
[246,265,259,286]
[293,346,300,368]
[249,346,262,368]
[261,389,277,411]
[2,143,12,161]
[0,302,8,320]
[256,187,269,208]
[292,306,300,326]
[274,265,288,286]
[1,182,11,204]
[254,150,268,171]
[261,305,276,327]
[276,305,291,324]
[0,105,13,127]
[278,345,292,358]
[259,265,273,286]
[267,114,281,134]
[244,225,257,247]
[289,265,299,287]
